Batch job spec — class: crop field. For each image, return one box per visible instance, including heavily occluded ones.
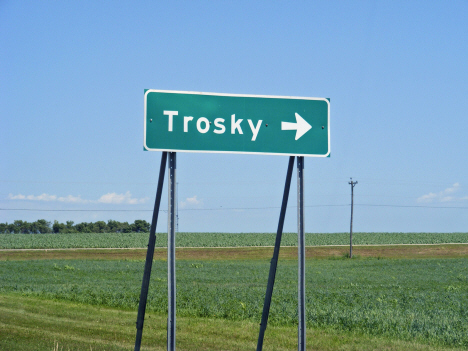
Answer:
[1,256,468,350]
[1,232,468,249]
[2,233,468,350]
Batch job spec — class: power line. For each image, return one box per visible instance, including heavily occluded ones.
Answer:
[0,208,157,212]
[355,204,468,209]
[1,203,467,212]
[0,178,457,186]
[0,205,346,212]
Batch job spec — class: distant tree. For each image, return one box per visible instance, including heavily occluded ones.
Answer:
[30,220,48,234]
[132,219,150,232]
[107,220,122,232]
[93,221,108,233]
[60,220,77,233]
[121,221,132,233]
[52,220,65,233]
[75,222,92,233]
[13,220,30,234]
[1,219,154,234]
[107,220,135,233]
[29,221,39,234]
[35,219,52,233]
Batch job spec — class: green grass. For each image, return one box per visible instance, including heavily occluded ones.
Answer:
[1,257,468,348]
[2,294,462,351]
[1,232,468,249]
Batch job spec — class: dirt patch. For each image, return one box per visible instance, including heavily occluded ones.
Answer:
[1,244,468,261]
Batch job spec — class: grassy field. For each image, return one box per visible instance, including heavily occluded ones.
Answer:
[2,233,468,349]
[2,294,463,351]
[1,254,468,349]
[1,232,468,249]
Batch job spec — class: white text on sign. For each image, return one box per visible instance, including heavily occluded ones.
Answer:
[163,111,263,141]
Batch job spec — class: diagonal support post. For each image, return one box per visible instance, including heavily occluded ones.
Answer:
[256,156,295,351]
[134,152,168,351]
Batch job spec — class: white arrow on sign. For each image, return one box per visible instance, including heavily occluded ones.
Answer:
[281,113,312,140]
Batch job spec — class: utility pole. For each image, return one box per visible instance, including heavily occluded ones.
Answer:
[348,178,358,258]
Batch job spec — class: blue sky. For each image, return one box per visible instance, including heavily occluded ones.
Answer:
[1,1,467,233]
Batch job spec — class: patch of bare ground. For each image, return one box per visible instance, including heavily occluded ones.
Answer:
[1,244,468,261]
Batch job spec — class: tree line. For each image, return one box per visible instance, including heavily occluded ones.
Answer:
[0,219,151,234]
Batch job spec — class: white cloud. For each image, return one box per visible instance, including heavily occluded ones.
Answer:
[8,193,87,203]
[30,193,57,201]
[97,191,147,204]
[7,191,147,205]
[57,195,87,203]
[8,193,26,200]
[417,192,437,203]
[8,193,57,201]
[180,195,203,209]
[417,183,465,203]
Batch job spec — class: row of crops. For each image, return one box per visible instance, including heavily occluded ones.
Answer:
[1,258,468,347]
[1,232,468,249]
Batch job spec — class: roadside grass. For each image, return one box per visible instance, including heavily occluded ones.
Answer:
[0,294,464,351]
[1,257,468,347]
[2,244,468,261]
[2,242,468,349]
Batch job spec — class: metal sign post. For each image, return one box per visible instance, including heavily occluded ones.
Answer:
[167,152,177,351]
[297,156,306,350]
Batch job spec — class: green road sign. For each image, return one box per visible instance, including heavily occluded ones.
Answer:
[144,90,330,157]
